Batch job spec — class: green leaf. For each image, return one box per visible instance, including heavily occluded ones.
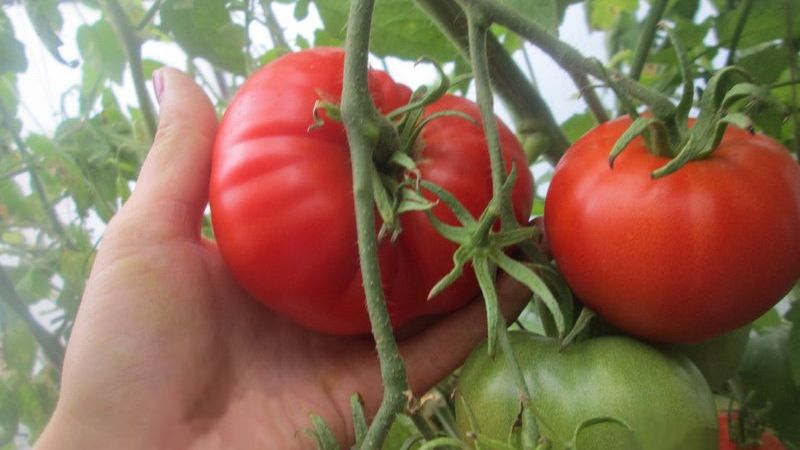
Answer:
[738,325,800,445]
[0,73,18,118]
[77,21,127,84]
[381,414,423,450]
[23,0,76,67]
[295,0,311,20]
[0,380,19,447]
[498,0,559,35]
[141,59,166,80]
[586,0,638,31]
[736,45,789,85]
[0,11,28,74]
[16,368,59,440]
[787,297,800,388]
[752,308,783,333]
[1,307,37,375]
[15,267,52,301]
[715,0,800,49]
[160,0,247,75]
[312,0,459,62]
[665,0,700,20]
[560,112,597,142]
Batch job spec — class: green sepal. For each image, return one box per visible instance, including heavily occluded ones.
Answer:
[608,117,659,168]
[350,394,368,447]
[419,180,477,227]
[396,187,435,215]
[428,244,473,300]
[660,23,694,127]
[424,209,473,244]
[490,249,565,338]
[559,307,596,350]
[473,255,501,356]
[373,169,400,241]
[387,58,450,121]
[490,226,538,248]
[307,413,340,450]
[309,99,342,132]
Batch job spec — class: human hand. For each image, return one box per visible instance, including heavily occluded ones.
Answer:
[35,68,530,449]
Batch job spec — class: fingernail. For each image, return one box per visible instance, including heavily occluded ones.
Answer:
[153,69,165,104]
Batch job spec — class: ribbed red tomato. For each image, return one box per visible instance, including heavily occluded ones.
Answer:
[210,48,533,334]
[545,116,800,343]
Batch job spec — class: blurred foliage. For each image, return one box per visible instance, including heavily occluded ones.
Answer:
[0,0,798,447]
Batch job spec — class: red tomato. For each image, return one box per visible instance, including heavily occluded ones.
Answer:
[210,48,533,334]
[544,116,800,343]
[719,413,786,450]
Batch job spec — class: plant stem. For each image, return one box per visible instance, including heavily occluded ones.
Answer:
[629,0,668,81]
[135,0,164,31]
[0,267,65,370]
[570,71,609,122]
[725,0,755,66]
[464,9,506,200]
[414,0,570,163]
[103,0,157,139]
[260,0,291,50]
[340,1,408,448]
[462,0,677,119]
[459,3,540,447]
[0,103,73,249]
[784,0,800,158]
[497,313,540,449]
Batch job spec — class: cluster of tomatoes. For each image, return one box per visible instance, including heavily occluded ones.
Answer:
[209,48,800,449]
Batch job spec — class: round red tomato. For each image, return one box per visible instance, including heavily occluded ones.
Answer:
[719,413,786,450]
[210,48,533,334]
[544,116,800,343]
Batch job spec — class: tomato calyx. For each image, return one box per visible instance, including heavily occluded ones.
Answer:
[421,171,566,354]
[608,25,781,178]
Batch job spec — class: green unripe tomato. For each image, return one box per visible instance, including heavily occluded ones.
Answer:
[455,332,718,449]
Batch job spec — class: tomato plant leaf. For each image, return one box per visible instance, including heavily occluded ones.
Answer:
[715,0,800,49]
[77,21,126,85]
[738,325,800,444]
[498,0,559,35]
[23,0,76,67]
[560,112,597,142]
[586,0,638,31]
[0,11,28,74]
[312,0,459,62]
[160,0,247,75]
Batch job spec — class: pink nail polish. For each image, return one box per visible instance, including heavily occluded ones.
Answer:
[153,69,165,104]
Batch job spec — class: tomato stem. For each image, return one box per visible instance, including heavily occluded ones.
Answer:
[629,0,668,82]
[103,0,157,140]
[460,3,543,447]
[340,0,410,448]
[459,0,677,120]
[414,0,571,163]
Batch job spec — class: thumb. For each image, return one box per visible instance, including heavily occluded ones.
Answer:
[122,67,218,241]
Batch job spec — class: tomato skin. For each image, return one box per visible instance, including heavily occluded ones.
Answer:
[544,116,800,343]
[455,332,718,449]
[718,413,786,450]
[210,48,533,334]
